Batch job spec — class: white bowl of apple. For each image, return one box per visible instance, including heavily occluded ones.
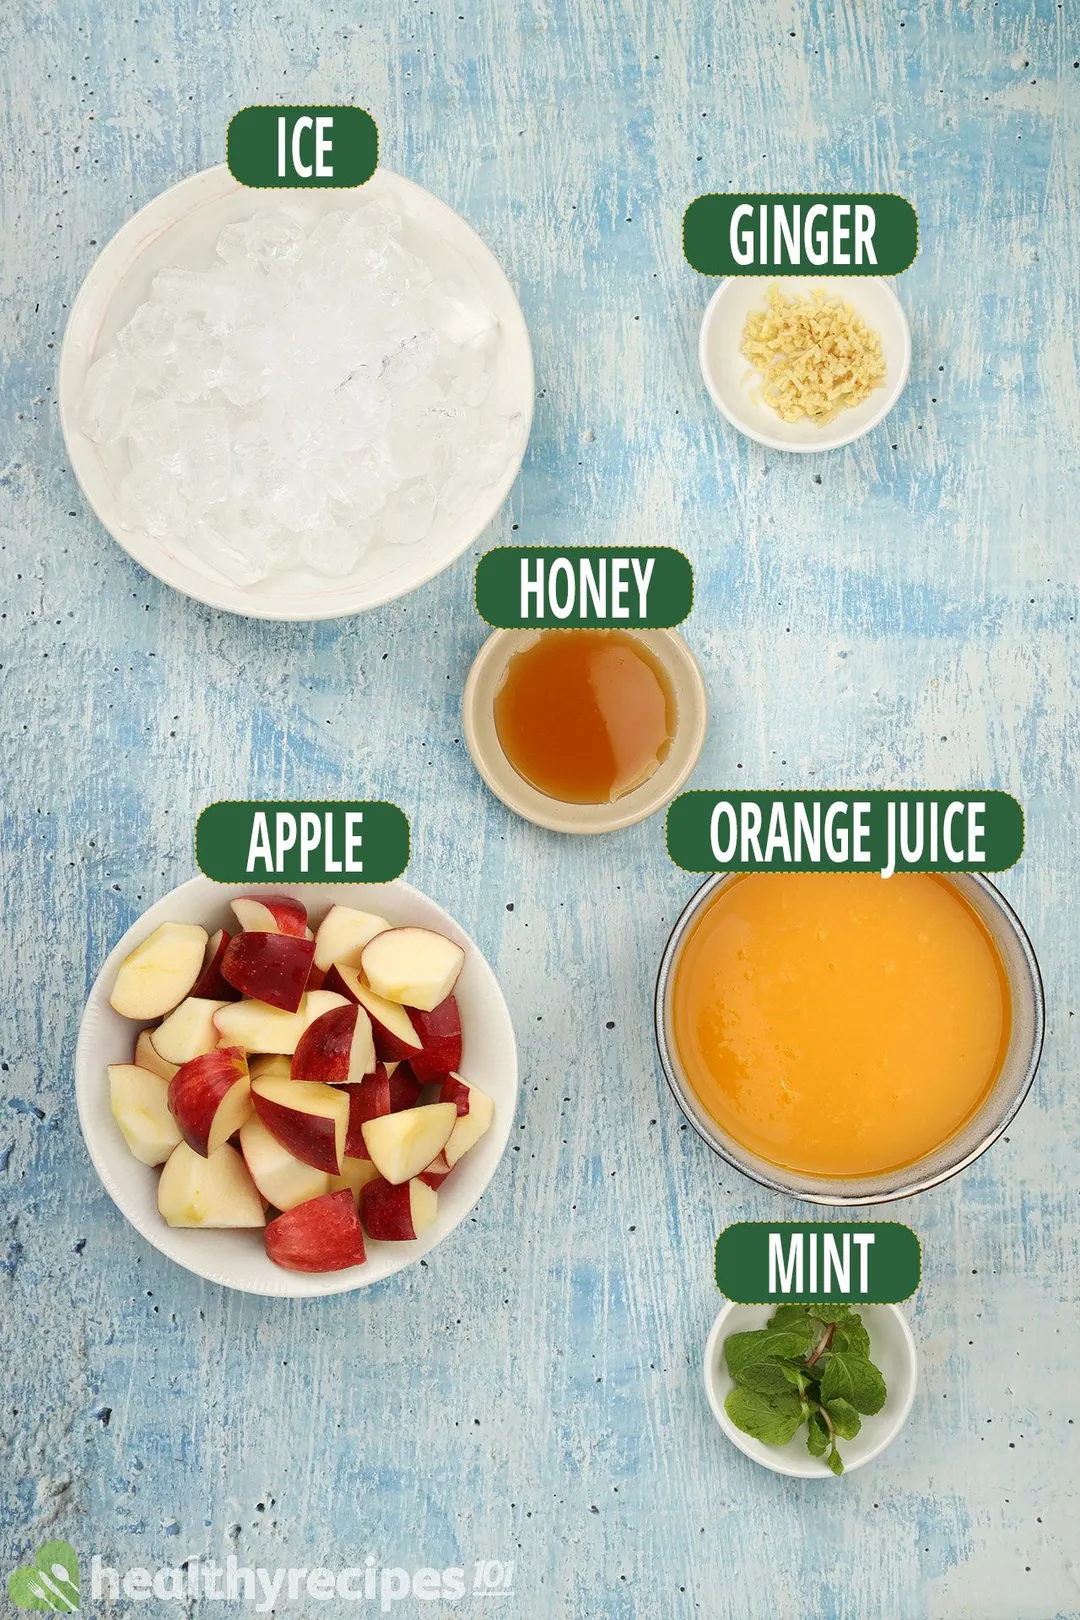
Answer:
[76,877,517,1297]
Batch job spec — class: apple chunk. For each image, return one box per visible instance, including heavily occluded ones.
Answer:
[408,995,462,1082]
[264,1189,366,1272]
[313,904,391,973]
[322,965,422,1061]
[221,931,314,1012]
[239,1114,330,1211]
[291,1002,375,1087]
[360,927,465,1012]
[191,928,241,1001]
[361,1102,456,1185]
[251,1077,349,1174]
[329,1156,381,1206]
[109,922,208,1020]
[339,1063,420,1158]
[439,1075,496,1167]
[158,1141,265,1228]
[151,996,229,1065]
[231,894,308,937]
[361,1177,438,1241]
[109,1063,182,1166]
[168,1046,253,1158]
[134,1028,178,1082]
[212,989,347,1054]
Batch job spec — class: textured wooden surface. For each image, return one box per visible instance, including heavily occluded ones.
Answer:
[2,2,1078,1616]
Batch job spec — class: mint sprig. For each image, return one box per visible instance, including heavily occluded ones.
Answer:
[722,1304,886,1475]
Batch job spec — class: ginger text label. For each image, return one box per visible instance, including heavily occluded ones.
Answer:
[684,193,918,276]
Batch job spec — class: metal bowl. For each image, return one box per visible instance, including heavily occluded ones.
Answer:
[654,872,1044,1206]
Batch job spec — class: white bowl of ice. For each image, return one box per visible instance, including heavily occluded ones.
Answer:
[59,166,534,619]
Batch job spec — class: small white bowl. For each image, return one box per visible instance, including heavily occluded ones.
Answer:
[703,1300,917,1477]
[75,876,518,1298]
[59,165,534,619]
[461,628,708,834]
[698,275,911,453]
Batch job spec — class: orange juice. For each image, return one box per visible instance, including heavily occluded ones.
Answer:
[670,872,1010,1178]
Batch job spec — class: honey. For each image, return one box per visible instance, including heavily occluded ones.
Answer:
[493,630,676,805]
[670,872,1011,1179]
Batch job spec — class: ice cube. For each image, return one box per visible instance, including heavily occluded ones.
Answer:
[118,462,189,538]
[382,479,437,545]
[184,517,278,586]
[424,276,498,346]
[81,350,141,443]
[117,299,178,362]
[151,268,240,329]
[299,524,366,577]
[217,212,305,274]
[220,324,276,406]
[178,405,231,507]
[127,398,181,469]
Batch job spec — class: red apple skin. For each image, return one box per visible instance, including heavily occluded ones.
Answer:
[251,1086,344,1174]
[439,1074,472,1115]
[221,932,315,1012]
[232,894,308,937]
[339,1064,422,1159]
[361,1178,422,1240]
[264,1189,366,1272]
[167,1046,249,1157]
[291,1003,373,1086]
[408,996,463,1082]
[418,1151,452,1190]
[190,929,242,1001]
[320,963,353,1001]
[320,966,420,1063]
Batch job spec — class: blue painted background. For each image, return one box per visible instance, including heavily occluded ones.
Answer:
[1,1,1078,1616]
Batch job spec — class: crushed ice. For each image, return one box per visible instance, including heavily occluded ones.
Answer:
[82,202,525,585]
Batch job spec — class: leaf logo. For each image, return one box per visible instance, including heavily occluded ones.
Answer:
[7,1542,80,1612]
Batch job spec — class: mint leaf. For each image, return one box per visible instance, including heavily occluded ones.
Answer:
[724,1386,805,1447]
[810,1304,853,1325]
[767,1303,813,1330]
[806,1412,830,1456]
[824,1396,862,1440]
[724,1323,815,1379]
[826,1443,845,1476]
[831,1316,871,1357]
[820,1350,887,1416]
[733,1358,805,1396]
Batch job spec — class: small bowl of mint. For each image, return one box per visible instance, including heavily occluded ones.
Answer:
[704,1300,917,1478]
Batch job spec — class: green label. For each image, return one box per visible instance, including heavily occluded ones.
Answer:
[196,801,409,883]
[667,790,1023,877]
[715,1223,921,1304]
[475,547,693,628]
[227,106,378,189]
[684,193,918,275]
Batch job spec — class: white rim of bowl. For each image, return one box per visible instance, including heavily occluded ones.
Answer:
[461,627,709,834]
[75,874,518,1297]
[703,1300,918,1477]
[58,165,535,620]
[697,275,912,453]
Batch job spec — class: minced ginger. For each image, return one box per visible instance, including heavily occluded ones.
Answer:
[740,284,886,425]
